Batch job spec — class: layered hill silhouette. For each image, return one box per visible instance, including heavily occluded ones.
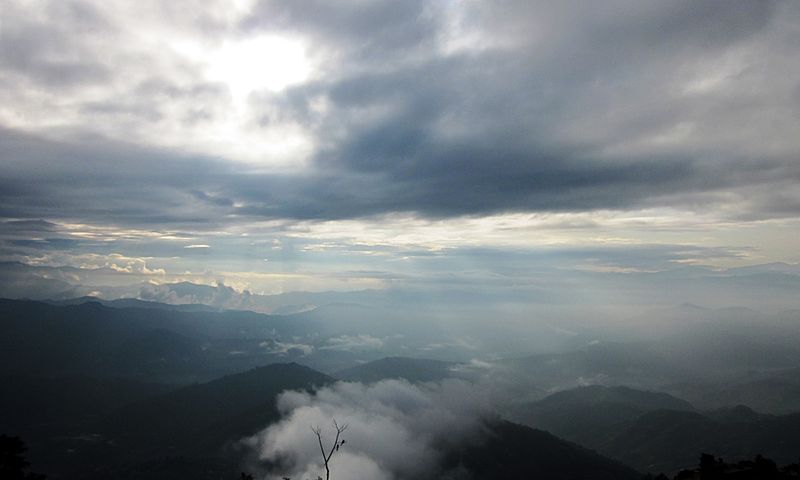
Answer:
[3,360,649,480]
[509,385,695,447]
[16,363,331,479]
[96,363,333,455]
[439,419,642,480]
[601,406,800,474]
[4,298,800,479]
[511,385,800,474]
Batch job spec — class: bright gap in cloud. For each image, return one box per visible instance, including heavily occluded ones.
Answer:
[206,35,311,108]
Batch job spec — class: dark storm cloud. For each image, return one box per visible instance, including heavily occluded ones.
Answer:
[242,0,437,61]
[10,238,82,250]
[237,0,798,219]
[0,219,83,258]
[0,127,227,227]
[0,219,60,235]
[0,125,795,228]
[244,1,775,64]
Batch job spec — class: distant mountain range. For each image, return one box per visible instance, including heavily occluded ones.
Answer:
[0,298,412,383]
[45,296,223,313]
[508,385,695,448]
[3,297,800,479]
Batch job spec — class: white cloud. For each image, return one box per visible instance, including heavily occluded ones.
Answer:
[321,334,385,351]
[259,340,313,356]
[0,0,315,167]
[245,380,490,479]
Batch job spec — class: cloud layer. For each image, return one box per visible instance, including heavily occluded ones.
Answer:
[1,0,799,225]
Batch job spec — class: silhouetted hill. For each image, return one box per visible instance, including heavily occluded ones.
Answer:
[46,416,645,480]
[29,363,332,479]
[334,356,460,383]
[97,362,332,455]
[534,385,695,412]
[509,385,695,447]
[0,375,173,438]
[597,408,800,474]
[439,419,642,480]
[5,355,648,480]
[508,383,800,475]
[0,298,308,342]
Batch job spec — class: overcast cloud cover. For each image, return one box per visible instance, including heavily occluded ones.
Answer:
[1,0,799,314]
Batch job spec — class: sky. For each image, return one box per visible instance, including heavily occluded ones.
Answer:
[1,0,799,315]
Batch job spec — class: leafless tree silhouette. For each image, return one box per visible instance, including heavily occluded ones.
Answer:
[311,419,348,480]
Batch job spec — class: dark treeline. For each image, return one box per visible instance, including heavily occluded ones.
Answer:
[0,435,46,480]
[645,453,800,480]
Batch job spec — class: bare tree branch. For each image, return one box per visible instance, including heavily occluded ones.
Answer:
[311,419,348,480]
